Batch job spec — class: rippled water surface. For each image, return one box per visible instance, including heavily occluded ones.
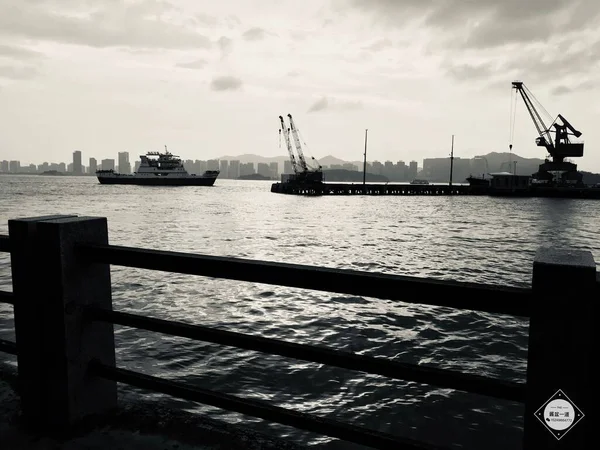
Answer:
[1,175,599,449]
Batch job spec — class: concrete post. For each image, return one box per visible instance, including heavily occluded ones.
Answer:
[9,215,116,432]
[523,247,595,449]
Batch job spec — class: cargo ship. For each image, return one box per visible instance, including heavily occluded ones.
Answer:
[96,148,219,186]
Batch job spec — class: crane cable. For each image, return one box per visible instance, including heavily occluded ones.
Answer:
[297,128,321,171]
[509,87,518,151]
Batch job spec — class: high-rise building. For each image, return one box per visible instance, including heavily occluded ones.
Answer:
[118,152,131,174]
[72,150,83,175]
[257,162,271,178]
[101,159,115,171]
[269,162,278,179]
[88,158,97,174]
[9,161,20,173]
[227,160,240,179]
[220,160,228,178]
[409,161,418,180]
[239,162,255,176]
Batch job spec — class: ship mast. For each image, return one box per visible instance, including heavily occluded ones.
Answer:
[449,135,454,187]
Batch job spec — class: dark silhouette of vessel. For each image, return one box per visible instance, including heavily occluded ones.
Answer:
[96,147,219,186]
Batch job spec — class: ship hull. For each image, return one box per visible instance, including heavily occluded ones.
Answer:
[97,175,218,186]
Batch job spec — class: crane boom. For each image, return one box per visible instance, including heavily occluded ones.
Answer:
[512,81,583,163]
[511,81,554,152]
[279,115,298,174]
[287,114,309,172]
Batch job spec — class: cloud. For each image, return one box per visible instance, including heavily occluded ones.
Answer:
[176,59,208,70]
[0,1,212,49]
[362,38,392,52]
[308,96,363,113]
[441,32,600,91]
[216,36,233,58]
[193,13,219,28]
[242,27,267,41]
[552,80,596,96]
[210,75,243,91]
[443,61,498,83]
[0,44,44,60]
[308,97,328,113]
[505,38,600,86]
[0,65,38,80]
[344,0,600,49]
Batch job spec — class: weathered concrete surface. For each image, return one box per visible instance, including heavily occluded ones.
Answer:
[0,364,306,450]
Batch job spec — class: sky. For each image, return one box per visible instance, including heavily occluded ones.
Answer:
[1,0,600,170]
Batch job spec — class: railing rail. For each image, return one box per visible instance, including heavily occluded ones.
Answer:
[0,338,17,355]
[0,290,14,305]
[85,306,525,402]
[80,243,533,317]
[0,216,594,449]
[90,360,444,450]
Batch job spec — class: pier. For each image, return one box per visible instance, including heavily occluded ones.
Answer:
[0,215,596,449]
[271,180,600,198]
[271,182,474,196]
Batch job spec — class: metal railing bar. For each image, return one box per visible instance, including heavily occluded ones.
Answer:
[90,361,448,450]
[0,235,9,253]
[80,244,532,317]
[0,338,17,355]
[0,291,14,305]
[86,307,525,403]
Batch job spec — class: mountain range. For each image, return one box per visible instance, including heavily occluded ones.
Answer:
[215,152,600,183]
[216,152,546,171]
[216,154,350,167]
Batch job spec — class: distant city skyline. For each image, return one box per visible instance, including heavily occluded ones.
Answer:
[0,150,421,180]
[4,149,584,183]
[1,2,599,171]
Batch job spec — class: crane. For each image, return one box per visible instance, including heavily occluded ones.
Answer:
[511,81,584,164]
[287,114,310,172]
[278,114,323,184]
[510,81,584,185]
[279,115,298,174]
[287,114,322,173]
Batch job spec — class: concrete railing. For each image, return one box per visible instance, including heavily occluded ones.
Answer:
[0,215,595,449]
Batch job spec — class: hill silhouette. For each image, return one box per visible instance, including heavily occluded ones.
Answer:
[473,152,545,174]
[216,154,348,167]
[215,152,599,179]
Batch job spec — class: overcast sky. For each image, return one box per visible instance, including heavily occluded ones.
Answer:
[1,0,599,170]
